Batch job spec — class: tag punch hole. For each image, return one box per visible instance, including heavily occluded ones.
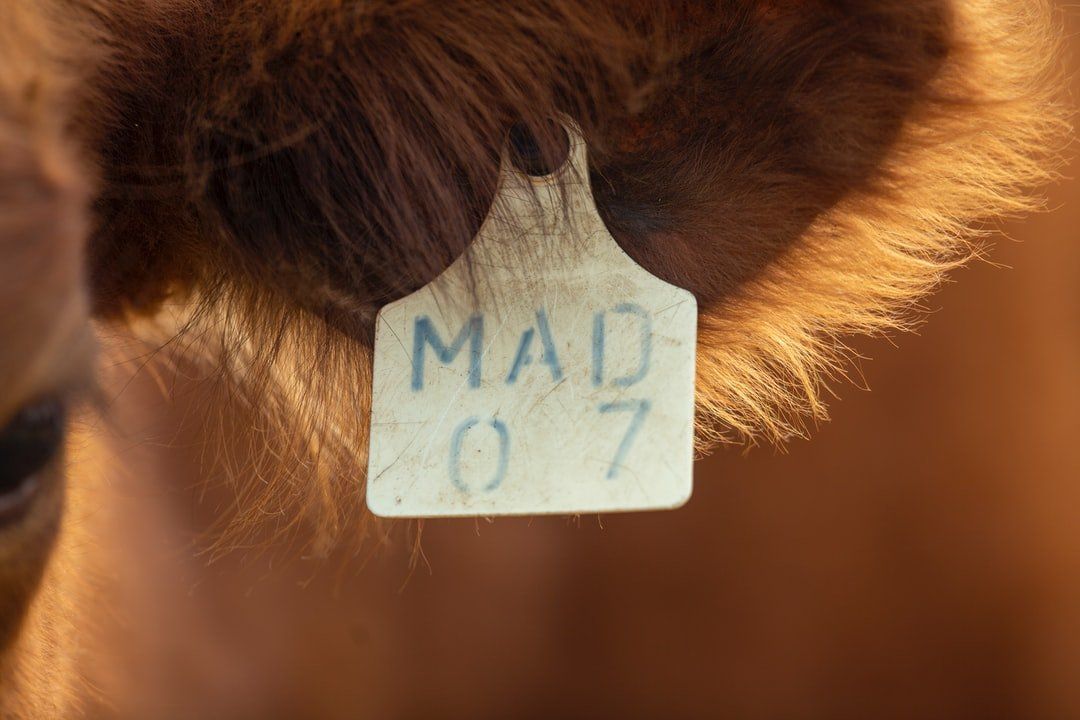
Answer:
[508,119,571,179]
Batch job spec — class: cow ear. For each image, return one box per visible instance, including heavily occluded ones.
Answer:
[69,0,1067,555]
[83,0,1068,450]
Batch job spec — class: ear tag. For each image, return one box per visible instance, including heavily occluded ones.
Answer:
[366,123,697,517]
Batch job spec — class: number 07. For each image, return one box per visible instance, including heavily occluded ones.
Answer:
[598,399,652,479]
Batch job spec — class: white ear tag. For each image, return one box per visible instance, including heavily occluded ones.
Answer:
[366,124,697,517]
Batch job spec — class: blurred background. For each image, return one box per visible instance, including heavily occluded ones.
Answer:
[120,9,1077,720]
[277,9,1078,720]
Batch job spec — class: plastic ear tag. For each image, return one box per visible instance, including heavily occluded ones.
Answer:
[366,124,697,517]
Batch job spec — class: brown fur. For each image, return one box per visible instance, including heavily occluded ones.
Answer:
[0,0,1069,714]
[84,0,1068,548]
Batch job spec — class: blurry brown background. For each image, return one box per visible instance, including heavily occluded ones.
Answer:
[283,19,1080,720]
[210,13,1079,720]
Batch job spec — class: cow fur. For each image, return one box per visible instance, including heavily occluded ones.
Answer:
[0,0,1069,715]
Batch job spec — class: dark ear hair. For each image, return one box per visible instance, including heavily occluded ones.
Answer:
[88,2,957,310]
[83,0,1066,449]
[86,0,1066,446]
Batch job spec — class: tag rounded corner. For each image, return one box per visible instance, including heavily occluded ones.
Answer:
[665,481,694,512]
[364,486,401,519]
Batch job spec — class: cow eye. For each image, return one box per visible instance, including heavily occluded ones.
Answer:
[0,398,65,521]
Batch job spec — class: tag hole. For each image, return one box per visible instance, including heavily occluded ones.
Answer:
[508,120,570,178]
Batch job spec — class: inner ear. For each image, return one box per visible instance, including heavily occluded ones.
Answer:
[85,1,956,329]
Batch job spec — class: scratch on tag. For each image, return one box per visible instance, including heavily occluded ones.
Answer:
[366,121,696,517]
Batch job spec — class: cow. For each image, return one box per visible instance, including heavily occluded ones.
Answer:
[0,0,1068,716]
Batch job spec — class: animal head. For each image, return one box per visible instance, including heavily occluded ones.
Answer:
[0,3,96,655]
[0,0,1068,705]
